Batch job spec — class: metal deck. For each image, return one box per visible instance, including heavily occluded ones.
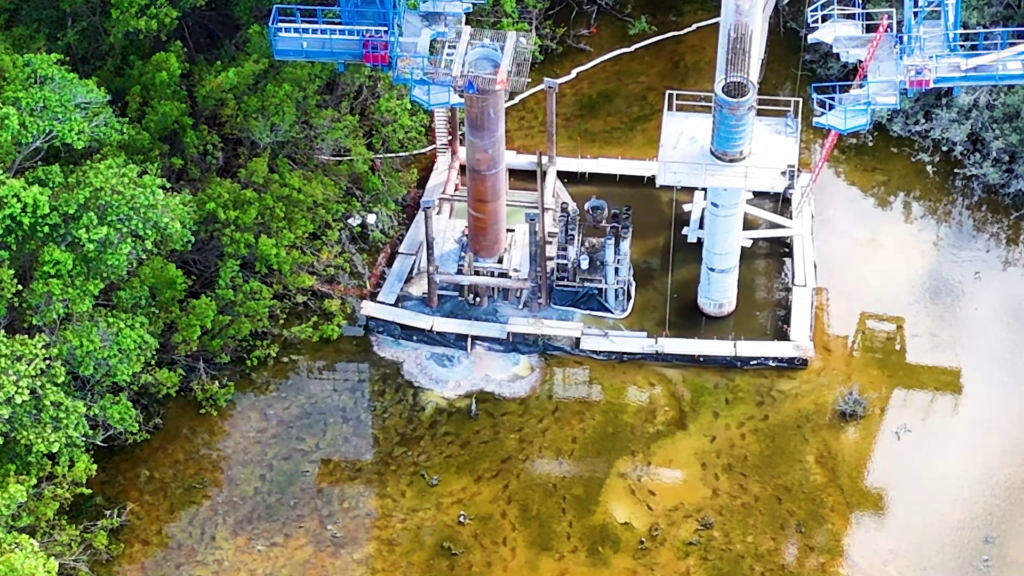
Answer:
[655,91,802,192]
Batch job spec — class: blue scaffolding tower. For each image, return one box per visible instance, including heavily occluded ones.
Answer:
[806,0,1024,133]
[268,0,534,110]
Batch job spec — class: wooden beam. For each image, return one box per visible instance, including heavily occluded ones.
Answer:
[545,78,558,167]
[686,189,704,243]
[450,25,472,80]
[681,227,756,247]
[360,301,434,330]
[507,317,584,338]
[495,32,516,90]
[744,204,794,228]
[432,317,508,339]
[436,274,530,289]
[376,253,417,304]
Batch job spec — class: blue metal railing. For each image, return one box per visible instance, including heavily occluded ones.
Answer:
[925,28,1024,86]
[269,4,403,65]
[811,81,901,112]
[392,53,454,86]
[946,0,962,49]
[413,0,485,13]
[810,80,901,134]
[940,27,1024,52]
[901,26,1024,60]
[806,0,894,39]
[807,0,863,28]
[408,84,463,109]
[270,1,402,28]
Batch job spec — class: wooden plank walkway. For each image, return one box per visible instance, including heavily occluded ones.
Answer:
[361,300,814,361]
[376,253,417,304]
[735,340,814,359]
[433,317,508,339]
[507,317,584,338]
[361,300,434,330]
[658,338,735,356]
[791,185,808,288]
[580,335,659,353]
[465,148,658,179]
[789,286,814,343]
[379,162,451,303]
[582,328,648,338]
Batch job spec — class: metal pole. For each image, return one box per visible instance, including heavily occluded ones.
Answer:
[666,187,678,335]
[449,107,460,162]
[544,78,558,168]
[527,213,540,313]
[423,198,438,309]
[536,151,549,306]
[604,234,617,313]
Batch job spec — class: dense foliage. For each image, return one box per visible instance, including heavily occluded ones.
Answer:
[0,0,428,573]
[796,0,1024,204]
[0,0,650,573]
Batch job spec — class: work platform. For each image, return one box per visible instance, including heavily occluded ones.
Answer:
[655,91,803,192]
[362,148,817,369]
[271,2,819,377]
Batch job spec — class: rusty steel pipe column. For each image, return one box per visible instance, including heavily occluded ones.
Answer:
[465,89,508,260]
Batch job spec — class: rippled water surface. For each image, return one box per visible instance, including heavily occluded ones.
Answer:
[92,11,1024,576]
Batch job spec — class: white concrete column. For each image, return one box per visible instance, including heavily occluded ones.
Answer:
[697,187,745,317]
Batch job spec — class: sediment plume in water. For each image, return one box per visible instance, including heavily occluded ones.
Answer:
[369,334,544,398]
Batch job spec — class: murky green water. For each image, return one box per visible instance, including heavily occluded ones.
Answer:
[557,177,789,339]
[92,12,1024,576]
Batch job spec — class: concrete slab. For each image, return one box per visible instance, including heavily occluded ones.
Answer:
[657,109,800,191]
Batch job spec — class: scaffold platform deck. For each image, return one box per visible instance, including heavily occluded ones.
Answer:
[655,91,802,192]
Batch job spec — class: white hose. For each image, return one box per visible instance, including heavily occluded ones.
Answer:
[316,16,721,162]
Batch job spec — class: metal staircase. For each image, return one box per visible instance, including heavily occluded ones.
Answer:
[805,0,1024,133]
[432,109,451,161]
[807,3,896,133]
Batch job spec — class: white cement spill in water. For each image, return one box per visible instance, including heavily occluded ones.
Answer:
[369,334,544,398]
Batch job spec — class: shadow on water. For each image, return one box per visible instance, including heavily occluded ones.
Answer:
[90,9,1024,576]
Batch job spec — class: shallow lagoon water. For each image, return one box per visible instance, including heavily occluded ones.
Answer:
[92,11,1024,576]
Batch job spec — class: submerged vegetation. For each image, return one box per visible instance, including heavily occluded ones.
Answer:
[90,310,962,576]
[835,386,869,421]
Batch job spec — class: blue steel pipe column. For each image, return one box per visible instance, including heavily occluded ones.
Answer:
[710,77,757,163]
[698,78,756,317]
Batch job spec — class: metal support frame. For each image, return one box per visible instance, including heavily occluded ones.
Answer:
[683,193,799,248]
[422,198,439,308]
[526,213,540,312]
[269,1,535,111]
[544,78,559,168]
[536,151,549,306]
